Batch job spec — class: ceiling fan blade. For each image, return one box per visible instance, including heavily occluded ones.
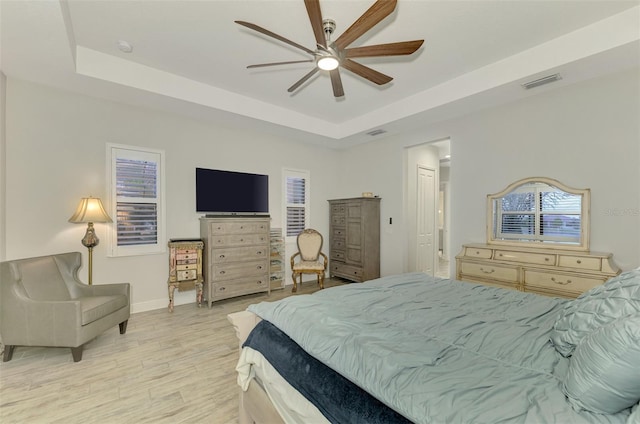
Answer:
[247,60,314,69]
[345,40,424,58]
[330,69,344,97]
[235,20,315,55]
[334,0,398,51]
[341,59,393,85]
[288,68,320,93]
[304,0,326,48]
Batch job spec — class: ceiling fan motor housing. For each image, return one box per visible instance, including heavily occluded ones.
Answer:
[322,19,336,37]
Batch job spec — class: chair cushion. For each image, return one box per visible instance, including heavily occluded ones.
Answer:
[293,261,325,271]
[79,295,129,325]
[18,256,71,301]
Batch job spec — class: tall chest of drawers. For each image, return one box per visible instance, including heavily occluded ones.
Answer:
[200,216,270,307]
[328,197,380,282]
[456,243,620,298]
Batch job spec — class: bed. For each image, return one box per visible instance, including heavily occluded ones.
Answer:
[228,271,640,424]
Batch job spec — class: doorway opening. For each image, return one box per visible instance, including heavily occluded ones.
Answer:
[405,138,451,278]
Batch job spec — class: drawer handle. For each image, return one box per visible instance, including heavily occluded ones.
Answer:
[219,271,226,275]
[545,258,550,262]
[257,251,263,255]
[257,265,263,270]
[219,254,225,259]
[576,260,582,264]
[479,268,495,274]
[551,277,572,285]
[219,287,226,291]
[257,281,263,285]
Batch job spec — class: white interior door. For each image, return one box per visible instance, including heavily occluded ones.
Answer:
[416,166,436,275]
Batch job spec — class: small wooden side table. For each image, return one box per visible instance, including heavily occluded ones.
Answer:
[168,239,204,312]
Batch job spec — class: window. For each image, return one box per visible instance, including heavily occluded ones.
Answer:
[283,168,309,241]
[107,144,166,256]
[488,177,590,250]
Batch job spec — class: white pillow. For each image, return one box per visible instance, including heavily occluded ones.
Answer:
[550,269,640,357]
[563,314,640,414]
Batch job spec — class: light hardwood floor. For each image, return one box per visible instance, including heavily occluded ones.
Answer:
[0,278,346,424]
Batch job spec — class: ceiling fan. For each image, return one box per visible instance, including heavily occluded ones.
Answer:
[236,0,424,98]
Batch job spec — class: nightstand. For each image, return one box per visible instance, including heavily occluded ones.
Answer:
[168,239,204,312]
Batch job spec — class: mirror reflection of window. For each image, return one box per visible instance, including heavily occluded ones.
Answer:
[487,178,590,251]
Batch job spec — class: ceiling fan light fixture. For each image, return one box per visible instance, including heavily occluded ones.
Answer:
[317,56,339,71]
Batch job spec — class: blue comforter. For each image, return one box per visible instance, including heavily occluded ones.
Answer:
[247,273,630,423]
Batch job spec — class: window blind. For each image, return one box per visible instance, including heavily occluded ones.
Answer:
[285,174,308,238]
[115,158,159,246]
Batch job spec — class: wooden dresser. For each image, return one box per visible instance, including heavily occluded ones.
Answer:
[456,243,620,298]
[328,197,380,282]
[200,216,270,307]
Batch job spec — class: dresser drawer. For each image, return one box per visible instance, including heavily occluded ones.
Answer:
[177,269,197,281]
[211,245,268,263]
[331,239,345,251]
[211,260,268,281]
[463,247,493,259]
[495,250,555,266]
[330,262,363,281]
[331,215,346,226]
[176,263,198,271]
[176,252,199,261]
[331,250,345,261]
[331,204,346,216]
[524,270,604,295]
[212,278,269,299]
[332,228,346,238]
[208,221,269,235]
[209,233,268,247]
[460,261,518,282]
[558,255,601,271]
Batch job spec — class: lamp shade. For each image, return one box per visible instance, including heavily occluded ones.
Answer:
[69,197,113,223]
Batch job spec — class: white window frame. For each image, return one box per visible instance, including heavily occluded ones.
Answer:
[106,143,166,257]
[282,168,310,244]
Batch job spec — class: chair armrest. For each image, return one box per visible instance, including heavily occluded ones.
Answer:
[290,252,300,268]
[1,296,83,344]
[319,252,328,270]
[73,282,130,299]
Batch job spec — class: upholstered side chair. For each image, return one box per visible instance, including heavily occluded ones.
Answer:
[290,229,328,293]
[0,252,130,362]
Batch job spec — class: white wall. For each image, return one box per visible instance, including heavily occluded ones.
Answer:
[5,67,639,313]
[4,79,341,312]
[340,68,640,274]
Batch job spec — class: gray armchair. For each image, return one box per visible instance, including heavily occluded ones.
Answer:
[0,252,130,362]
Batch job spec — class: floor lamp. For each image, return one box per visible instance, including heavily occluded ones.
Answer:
[69,197,112,285]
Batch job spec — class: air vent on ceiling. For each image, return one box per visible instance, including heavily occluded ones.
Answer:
[521,73,562,90]
[366,129,387,137]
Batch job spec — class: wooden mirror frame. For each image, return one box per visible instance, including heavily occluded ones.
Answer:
[487,177,590,251]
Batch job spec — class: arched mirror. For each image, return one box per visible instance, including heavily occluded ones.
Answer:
[487,177,590,251]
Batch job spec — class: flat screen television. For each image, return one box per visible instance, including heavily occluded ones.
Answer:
[196,167,269,215]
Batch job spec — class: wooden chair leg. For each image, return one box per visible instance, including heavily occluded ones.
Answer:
[2,345,15,362]
[71,345,83,362]
[119,320,128,334]
[291,272,298,293]
[319,272,325,290]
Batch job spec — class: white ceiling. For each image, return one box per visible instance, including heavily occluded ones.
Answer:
[2,0,639,148]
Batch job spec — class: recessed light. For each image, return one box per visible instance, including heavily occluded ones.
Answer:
[117,40,133,53]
